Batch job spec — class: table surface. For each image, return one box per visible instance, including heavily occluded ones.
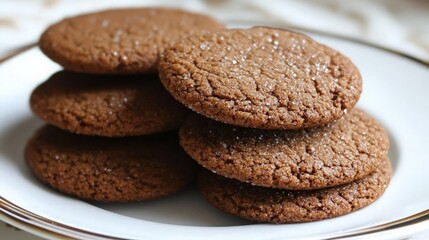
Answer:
[0,223,44,240]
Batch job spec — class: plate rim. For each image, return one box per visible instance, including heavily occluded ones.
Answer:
[1,22,429,240]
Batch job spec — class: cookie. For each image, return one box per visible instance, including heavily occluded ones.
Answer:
[199,157,392,223]
[25,125,197,202]
[159,27,362,129]
[39,8,224,74]
[180,109,389,190]
[30,71,189,137]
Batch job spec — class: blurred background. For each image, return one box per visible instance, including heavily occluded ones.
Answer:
[0,0,428,239]
[0,0,429,63]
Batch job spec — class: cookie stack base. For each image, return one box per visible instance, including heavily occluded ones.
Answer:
[25,125,197,202]
[198,158,392,223]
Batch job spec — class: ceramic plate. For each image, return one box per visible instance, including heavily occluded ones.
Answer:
[1,23,429,240]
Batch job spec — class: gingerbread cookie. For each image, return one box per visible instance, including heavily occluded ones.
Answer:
[180,109,389,190]
[40,8,224,74]
[159,27,362,129]
[25,125,197,202]
[199,157,392,223]
[30,71,189,137]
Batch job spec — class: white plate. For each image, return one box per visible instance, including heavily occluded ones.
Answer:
[1,24,429,240]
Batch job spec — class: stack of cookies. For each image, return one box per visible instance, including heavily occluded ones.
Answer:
[25,8,224,202]
[158,27,392,223]
[25,7,392,223]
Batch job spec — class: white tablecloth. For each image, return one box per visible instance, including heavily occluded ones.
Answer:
[1,0,428,239]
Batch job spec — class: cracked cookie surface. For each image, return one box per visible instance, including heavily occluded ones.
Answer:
[198,157,392,223]
[39,8,224,74]
[180,109,389,190]
[30,71,189,137]
[159,27,362,129]
[25,125,197,202]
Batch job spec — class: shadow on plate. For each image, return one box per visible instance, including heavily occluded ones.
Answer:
[387,129,400,173]
[93,182,251,227]
[0,115,60,197]
[0,115,43,179]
